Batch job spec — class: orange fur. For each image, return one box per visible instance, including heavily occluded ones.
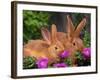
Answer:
[23,25,64,64]
[56,15,86,65]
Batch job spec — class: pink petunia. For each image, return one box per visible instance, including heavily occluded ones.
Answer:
[53,63,67,68]
[82,47,91,58]
[60,50,69,58]
[36,58,48,68]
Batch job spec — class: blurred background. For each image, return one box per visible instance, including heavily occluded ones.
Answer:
[23,10,91,48]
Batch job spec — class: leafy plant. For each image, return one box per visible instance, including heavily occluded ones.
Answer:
[23,56,36,69]
[75,51,84,66]
[64,58,73,66]
[23,10,51,43]
[83,31,91,47]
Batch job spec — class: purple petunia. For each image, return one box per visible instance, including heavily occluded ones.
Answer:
[60,50,69,58]
[53,63,67,68]
[82,47,91,58]
[36,58,48,68]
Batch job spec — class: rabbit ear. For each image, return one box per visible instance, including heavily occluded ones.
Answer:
[74,18,86,37]
[41,28,51,45]
[67,15,75,39]
[51,24,57,42]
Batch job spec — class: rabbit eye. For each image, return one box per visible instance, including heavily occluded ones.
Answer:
[55,47,58,50]
[73,43,75,46]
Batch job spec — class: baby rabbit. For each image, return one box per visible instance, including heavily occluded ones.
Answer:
[62,15,87,66]
[24,25,65,64]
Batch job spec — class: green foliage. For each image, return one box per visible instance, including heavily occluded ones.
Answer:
[23,56,36,69]
[23,10,51,43]
[75,51,83,60]
[75,51,85,66]
[64,51,91,67]
[75,51,91,66]
[83,31,91,47]
[64,58,73,66]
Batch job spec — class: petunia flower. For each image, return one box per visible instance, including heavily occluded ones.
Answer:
[82,48,91,58]
[36,58,48,68]
[60,50,69,58]
[53,63,67,68]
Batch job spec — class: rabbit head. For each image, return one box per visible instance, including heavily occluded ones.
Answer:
[63,15,87,65]
[41,24,65,62]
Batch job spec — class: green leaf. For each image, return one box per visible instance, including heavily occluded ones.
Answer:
[23,56,36,69]
[83,31,91,47]
[64,58,72,66]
